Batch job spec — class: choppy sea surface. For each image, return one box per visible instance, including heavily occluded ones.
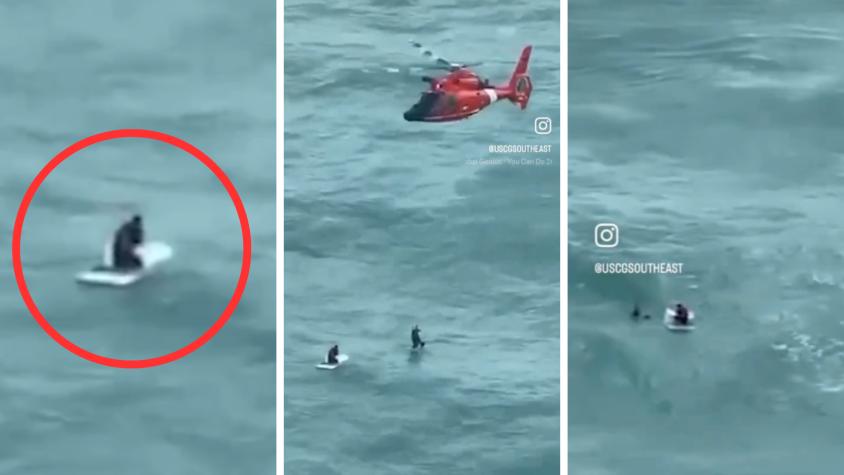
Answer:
[0,1,275,473]
[571,0,844,473]
[284,0,561,473]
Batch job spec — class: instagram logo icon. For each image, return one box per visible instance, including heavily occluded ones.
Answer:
[534,117,552,135]
[594,223,619,248]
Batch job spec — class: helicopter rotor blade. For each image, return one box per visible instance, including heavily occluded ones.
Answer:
[409,39,467,71]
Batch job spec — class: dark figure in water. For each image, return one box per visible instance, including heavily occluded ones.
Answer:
[411,325,425,349]
[112,214,144,270]
[631,304,650,321]
[674,303,689,325]
[327,345,339,364]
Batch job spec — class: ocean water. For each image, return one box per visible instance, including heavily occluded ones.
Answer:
[283,0,561,474]
[570,0,844,473]
[0,1,275,474]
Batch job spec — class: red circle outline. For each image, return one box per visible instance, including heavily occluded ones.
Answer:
[11,129,252,369]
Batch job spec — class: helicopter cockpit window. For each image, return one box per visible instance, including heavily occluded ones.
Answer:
[407,91,442,116]
[516,77,529,93]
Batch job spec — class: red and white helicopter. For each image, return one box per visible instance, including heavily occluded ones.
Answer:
[403,40,533,122]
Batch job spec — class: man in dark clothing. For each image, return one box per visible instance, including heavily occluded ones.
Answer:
[327,345,339,364]
[674,303,689,325]
[411,325,425,349]
[112,214,144,270]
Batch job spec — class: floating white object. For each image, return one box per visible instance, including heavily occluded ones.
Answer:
[76,241,173,287]
[315,354,349,370]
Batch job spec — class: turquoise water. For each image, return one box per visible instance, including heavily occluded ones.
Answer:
[284,0,560,473]
[0,1,275,473]
[570,0,844,473]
